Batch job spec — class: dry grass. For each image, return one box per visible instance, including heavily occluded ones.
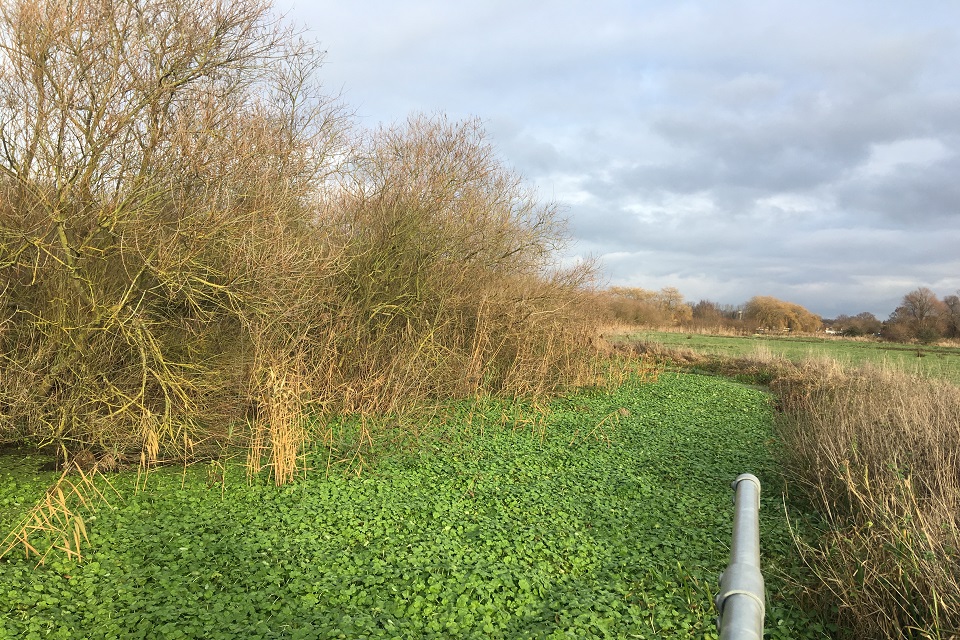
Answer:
[774,362,960,638]
[246,363,308,486]
[627,324,750,337]
[0,464,121,565]
[611,339,707,368]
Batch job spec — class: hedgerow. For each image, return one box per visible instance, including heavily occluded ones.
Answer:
[0,0,600,476]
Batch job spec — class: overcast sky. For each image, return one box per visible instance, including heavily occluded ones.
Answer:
[274,0,960,318]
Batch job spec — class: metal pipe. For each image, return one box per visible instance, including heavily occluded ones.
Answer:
[715,473,765,640]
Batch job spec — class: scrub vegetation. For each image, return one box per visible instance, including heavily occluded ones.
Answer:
[631,333,960,638]
[0,0,600,474]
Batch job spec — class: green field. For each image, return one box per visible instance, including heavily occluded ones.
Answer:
[0,374,830,639]
[625,331,960,383]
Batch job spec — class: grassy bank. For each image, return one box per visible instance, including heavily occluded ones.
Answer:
[774,365,960,638]
[622,330,960,383]
[1,374,830,639]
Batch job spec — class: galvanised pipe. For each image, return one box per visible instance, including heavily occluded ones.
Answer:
[715,473,765,640]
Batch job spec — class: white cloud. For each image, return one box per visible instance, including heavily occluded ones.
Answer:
[858,138,953,177]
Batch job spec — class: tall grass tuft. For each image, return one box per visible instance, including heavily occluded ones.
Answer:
[1,464,120,565]
[774,363,960,638]
[247,362,308,486]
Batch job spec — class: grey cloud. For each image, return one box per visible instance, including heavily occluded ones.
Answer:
[835,152,960,223]
[277,0,960,317]
[484,118,564,177]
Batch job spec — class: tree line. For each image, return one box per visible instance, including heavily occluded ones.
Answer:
[821,287,960,344]
[603,286,960,344]
[602,287,822,334]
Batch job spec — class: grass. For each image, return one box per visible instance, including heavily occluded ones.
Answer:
[0,374,831,639]
[624,330,960,383]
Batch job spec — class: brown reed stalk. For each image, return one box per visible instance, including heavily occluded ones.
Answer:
[775,362,960,638]
[1,463,121,565]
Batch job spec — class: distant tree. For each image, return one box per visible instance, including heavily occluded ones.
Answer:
[943,293,960,339]
[830,315,852,332]
[903,288,943,326]
[855,312,882,335]
[692,300,723,323]
[604,286,692,326]
[837,312,882,337]
[880,320,913,343]
[654,287,693,325]
[744,296,780,331]
[690,299,745,331]
[605,287,667,325]
[887,287,946,344]
[743,296,821,333]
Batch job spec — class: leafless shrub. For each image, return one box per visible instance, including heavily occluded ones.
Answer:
[0,0,604,487]
[0,0,347,466]
[319,114,602,411]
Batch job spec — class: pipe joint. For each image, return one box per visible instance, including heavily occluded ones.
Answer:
[715,562,765,618]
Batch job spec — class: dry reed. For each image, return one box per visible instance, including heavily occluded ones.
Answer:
[1,463,121,565]
[246,363,308,486]
[775,362,960,638]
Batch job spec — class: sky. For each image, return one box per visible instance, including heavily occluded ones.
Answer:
[273,0,960,319]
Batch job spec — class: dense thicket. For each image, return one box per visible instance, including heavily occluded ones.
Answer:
[0,0,600,473]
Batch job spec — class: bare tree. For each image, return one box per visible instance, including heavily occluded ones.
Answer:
[939,293,960,339]
[692,300,722,321]
[326,114,598,405]
[888,288,946,343]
